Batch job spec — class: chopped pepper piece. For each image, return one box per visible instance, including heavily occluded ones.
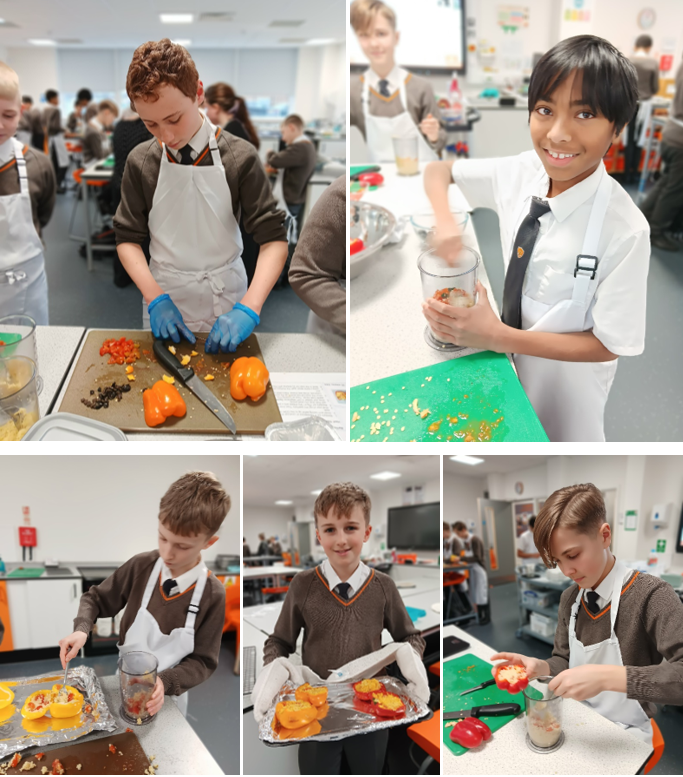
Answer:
[51,759,65,775]
[180,354,191,366]
[353,678,386,701]
[494,663,528,695]
[162,374,175,384]
[50,684,84,718]
[294,683,328,707]
[350,238,364,255]
[229,356,269,401]
[204,374,215,381]
[143,380,187,427]
[275,700,318,730]
[10,753,21,768]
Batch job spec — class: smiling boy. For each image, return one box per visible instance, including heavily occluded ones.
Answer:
[491,483,683,744]
[255,482,427,775]
[423,35,650,442]
[58,472,229,718]
[114,39,287,351]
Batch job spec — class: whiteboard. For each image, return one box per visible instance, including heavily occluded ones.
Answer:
[349,0,465,71]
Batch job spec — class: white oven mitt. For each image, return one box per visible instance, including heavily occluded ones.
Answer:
[251,657,323,723]
[324,642,430,703]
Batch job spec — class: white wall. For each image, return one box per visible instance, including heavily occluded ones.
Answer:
[5,47,59,105]
[294,42,346,123]
[0,456,240,564]
[640,456,683,573]
[443,472,487,534]
[242,506,293,554]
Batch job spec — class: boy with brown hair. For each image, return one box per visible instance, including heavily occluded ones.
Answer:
[58,471,230,718]
[491,483,683,743]
[453,520,490,624]
[114,39,287,350]
[253,481,429,775]
[82,99,119,163]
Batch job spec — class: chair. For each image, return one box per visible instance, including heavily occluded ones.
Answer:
[397,553,417,564]
[443,570,469,622]
[644,718,665,774]
[282,552,292,567]
[261,585,289,602]
[407,709,440,774]
[223,578,240,675]
[294,551,300,566]
[68,167,110,243]
[428,662,440,678]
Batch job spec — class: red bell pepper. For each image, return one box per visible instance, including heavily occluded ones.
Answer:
[449,718,484,748]
[463,716,491,741]
[352,678,386,701]
[494,663,529,694]
[350,238,364,255]
[370,692,406,718]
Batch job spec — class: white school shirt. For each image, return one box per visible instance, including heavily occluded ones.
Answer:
[321,558,370,598]
[0,136,15,166]
[451,150,650,355]
[584,558,634,611]
[518,530,539,555]
[365,64,407,101]
[167,115,211,163]
[161,557,206,596]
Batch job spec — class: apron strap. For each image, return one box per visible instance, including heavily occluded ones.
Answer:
[11,138,30,197]
[185,565,209,630]
[142,557,164,609]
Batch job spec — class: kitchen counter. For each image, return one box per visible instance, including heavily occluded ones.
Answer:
[35,326,85,417]
[1,560,239,581]
[442,625,653,775]
[350,162,500,386]
[17,675,223,775]
[1,563,82,580]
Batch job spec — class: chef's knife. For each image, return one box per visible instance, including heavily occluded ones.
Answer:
[443,703,521,721]
[459,678,497,696]
[152,339,237,435]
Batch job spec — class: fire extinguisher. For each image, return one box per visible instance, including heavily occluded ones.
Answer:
[19,526,37,561]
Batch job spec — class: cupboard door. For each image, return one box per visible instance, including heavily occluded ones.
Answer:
[26,579,80,649]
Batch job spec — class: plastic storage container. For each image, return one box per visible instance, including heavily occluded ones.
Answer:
[522,589,559,609]
[529,612,557,638]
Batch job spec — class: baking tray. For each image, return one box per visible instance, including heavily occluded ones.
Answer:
[259,676,432,746]
[57,330,282,435]
[0,666,116,759]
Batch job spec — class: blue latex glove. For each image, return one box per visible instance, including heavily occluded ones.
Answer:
[148,293,196,344]
[205,303,260,354]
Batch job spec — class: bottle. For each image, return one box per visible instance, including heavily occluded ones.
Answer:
[448,74,464,124]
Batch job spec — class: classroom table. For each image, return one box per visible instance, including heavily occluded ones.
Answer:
[241,565,302,581]
[243,555,284,566]
[35,326,85,417]
[79,156,114,272]
[441,624,654,775]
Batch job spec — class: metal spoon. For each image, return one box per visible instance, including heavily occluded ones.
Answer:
[62,659,69,689]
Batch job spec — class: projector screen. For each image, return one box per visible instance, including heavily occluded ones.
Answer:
[349,0,466,72]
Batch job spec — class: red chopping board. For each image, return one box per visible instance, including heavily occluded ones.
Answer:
[57,330,282,434]
[3,731,153,775]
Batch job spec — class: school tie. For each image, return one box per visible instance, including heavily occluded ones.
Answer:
[163,578,178,597]
[502,196,551,330]
[334,582,351,601]
[378,79,391,98]
[178,144,194,165]
[585,590,601,614]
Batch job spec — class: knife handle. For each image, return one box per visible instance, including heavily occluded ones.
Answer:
[472,703,521,717]
[153,339,194,383]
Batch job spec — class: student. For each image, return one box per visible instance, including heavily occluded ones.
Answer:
[349,0,446,163]
[66,88,94,136]
[0,62,56,324]
[624,35,660,186]
[443,520,454,560]
[492,483,683,743]
[423,35,649,443]
[517,515,540,559]
[82,99,119,163]
[640,54,683,251]
[265,113,317,246]
[256,532,270,557]
[269,536,283,556]
[113,39,287,348]
[289,176,345,342]
[243,537,252,558]
[16,95,33,145]
[453,521,490,624]
[253,482,428,775]
[58,472,229,718]
[40,89,70,192]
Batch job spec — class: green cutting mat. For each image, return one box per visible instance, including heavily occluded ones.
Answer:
[350,164,380,177]
[7,567,45,578]
[350,352,548,442]
[444,653,526,756]
[0,332,23,357]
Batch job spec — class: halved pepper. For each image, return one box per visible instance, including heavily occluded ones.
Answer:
[229,357,269,401]
[463,716,491,741]
[352,678,386,701]
[370,692,406,718]
[494,663,528,694]
[275,700,318,730]
[275,718,322,740]
[294,683,328,708]
[450,718,485,748]
[21,689,52,719]
[50,684,84,718]
[143,380,187,427]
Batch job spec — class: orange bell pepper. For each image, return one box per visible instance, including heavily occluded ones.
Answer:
[276,719,322,740]
[143,380,187,427]
[229,357,269,401]
[50,684,84,718]
[275,700,317,730]
[294,683,328,708]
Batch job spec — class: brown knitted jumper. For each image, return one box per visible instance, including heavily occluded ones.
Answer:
[546,571,683,715]
[263,567,426,678]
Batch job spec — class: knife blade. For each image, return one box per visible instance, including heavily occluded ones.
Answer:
[152,339,237,434]
[443,702,521,721]
[459,678,497,696]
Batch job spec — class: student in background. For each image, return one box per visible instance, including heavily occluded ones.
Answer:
[82,100,119,163]
[349,0,446,163]
[453,521,490,625]
[0,62,56,324]
[243,537,252,558]
[624,35,660,186]
[517,516,540,559]
[66,88,93,136]
[16,95,33,145]
[269,536,283,556]
[256,533,271,557]
[40,89,70,193]
[289,176,346,343]
[443,521,454,559]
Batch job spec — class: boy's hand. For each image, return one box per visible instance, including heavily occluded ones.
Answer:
[146,677,165,716]
[419,113,440,144]
[430,220,462,265]
[549,665,625,701]
[58,631,88,669]
[490,652,550,681]
[422,282,504,350]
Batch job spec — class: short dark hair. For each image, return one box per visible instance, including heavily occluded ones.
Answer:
[529,516,536,529]
[77,88,93,103]
[45,89,58,101]
[314,482,371,526]
[22,95,33,105]
[528,35,638,136]
[453,521,467,532]
[283,113,304,131]
[635,34,652,50]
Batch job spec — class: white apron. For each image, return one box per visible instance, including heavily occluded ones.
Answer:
[50,134,70,168]
[118,557,209,718]
[0,139,49,324]
[568,561,653,743]
[144,119,247,332]
[463,536,488,604]
[272,135,312,244]
[361,72,438,164]
[513,164,615,442]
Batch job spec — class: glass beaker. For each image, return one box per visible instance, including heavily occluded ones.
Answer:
[118,651,158,726]
[392,135,419,176]
[410,210,469,247]
[0,315,40,371]
[0,356,40,441]
[523,676,564,752]
[418,245,480,351]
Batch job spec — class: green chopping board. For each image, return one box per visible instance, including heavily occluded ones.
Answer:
[350,164,380,177]
[350,352,548,442]
[7,567,45,578]
[444,653,526,756]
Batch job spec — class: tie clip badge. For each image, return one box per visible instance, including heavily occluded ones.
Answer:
[517,246,524,258]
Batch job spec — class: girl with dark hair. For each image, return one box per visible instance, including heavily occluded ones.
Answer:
[204,82,260,149]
